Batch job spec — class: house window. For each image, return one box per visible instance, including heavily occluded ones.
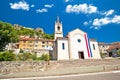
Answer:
[23,41,26,43]
[62,43,65,50]
[42,41,45,44]
[36,40,38,43]
[93,44,95,50]
[42,45,45,47]
[46,42,48,44]
[35,45,38,47]
[23,44,26,46]
[29,41,32,43]
[29,45,33,47]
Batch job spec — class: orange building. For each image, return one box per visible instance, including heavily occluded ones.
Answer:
[19,38,54,53]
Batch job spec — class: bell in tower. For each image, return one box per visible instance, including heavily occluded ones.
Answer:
[54,16,63,40]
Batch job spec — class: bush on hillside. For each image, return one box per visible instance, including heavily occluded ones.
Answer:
[0,51,16,61]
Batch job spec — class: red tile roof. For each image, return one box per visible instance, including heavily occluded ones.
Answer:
[20,38,54,42]
[107,44,120,50]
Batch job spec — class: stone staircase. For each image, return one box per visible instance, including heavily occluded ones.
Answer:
[47,58,120,70]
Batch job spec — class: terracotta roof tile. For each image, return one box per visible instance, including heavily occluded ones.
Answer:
[20,38,54,42]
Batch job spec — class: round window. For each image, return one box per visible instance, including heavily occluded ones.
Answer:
[78,39,81,43]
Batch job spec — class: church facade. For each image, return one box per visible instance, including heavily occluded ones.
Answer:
[53,17,101,60]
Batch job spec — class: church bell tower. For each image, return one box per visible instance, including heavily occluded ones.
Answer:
[54,16,63,40]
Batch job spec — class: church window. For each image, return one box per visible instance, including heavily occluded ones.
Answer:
[77,39,81,43]
[57,26,60,31]
[62,43,65,50]
[93,44,95,50]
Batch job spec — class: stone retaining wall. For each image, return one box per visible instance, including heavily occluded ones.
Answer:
[0,61,45,73]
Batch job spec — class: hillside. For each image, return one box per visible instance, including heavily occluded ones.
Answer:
[0,21,53,51]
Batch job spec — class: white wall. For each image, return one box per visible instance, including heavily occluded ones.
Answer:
[69,34,89,59]
[45,46,53,50]
[90,41,101,59]
[68,29,90,60]
[57,39,69,60]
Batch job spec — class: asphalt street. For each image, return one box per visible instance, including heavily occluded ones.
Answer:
[5,71,120,80]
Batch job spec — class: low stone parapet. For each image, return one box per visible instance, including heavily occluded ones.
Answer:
[0,61,45,73]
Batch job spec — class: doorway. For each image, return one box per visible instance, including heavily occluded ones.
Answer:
[109,52,113,57]
[78,51,84,59]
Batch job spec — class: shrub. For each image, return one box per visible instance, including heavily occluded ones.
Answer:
[17,53,32,61]
[100,53,104,58]
[39,54,50,61]
[0,51,15,61]
[31,54,37,60]
[19,49,24,53]
[117,49,120,57]
[39,54,50,65]
[23,53,32,60]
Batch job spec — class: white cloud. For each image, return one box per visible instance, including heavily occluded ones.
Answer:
[92,17,110,27]
[36,8,48,13]
[66,3,97,14]
[83,21,92,26]
[83,22,89,26]
[9,1,29,11]
[44,4,54,8]
[112,15,120,24]
[104,9,114,16]
[91,15,120,29]
[65,0,73,2]
[31,5,35,8]
[65,0,69,2]
[36,4,54,13]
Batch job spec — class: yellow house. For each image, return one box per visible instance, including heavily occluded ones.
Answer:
[19,38,54,53]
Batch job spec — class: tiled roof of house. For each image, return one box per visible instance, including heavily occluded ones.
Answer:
[90,39,97,42]
[20,38,35,41]
[107,44,120,50]
[20,38,54,42]
[56,37,68,40]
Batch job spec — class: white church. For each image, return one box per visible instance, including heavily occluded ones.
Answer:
[52,17,101,60]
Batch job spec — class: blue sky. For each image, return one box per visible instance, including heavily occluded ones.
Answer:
[0,0,120,43]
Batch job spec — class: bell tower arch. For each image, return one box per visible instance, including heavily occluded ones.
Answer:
[54,16,63,40]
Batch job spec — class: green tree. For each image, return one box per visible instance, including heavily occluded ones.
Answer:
[100,53,104,58]
[23,53,32,60]
[19,49,24,53]
[39,54,50,65]
[117,49,120,57]
[17,53,32,61]
[0,21,54,51]
[17,53,24,61]
[0,21,19,51]
[0,51,15,61]
[31,54,37,60]
[42,33,54,39]
[0,52,3,61]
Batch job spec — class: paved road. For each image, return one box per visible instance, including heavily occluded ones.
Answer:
[6,71,120,80]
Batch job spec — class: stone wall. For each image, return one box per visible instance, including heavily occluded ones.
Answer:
[0,61,45,73]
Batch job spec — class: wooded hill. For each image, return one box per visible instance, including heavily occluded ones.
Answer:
[0,21,54,51]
